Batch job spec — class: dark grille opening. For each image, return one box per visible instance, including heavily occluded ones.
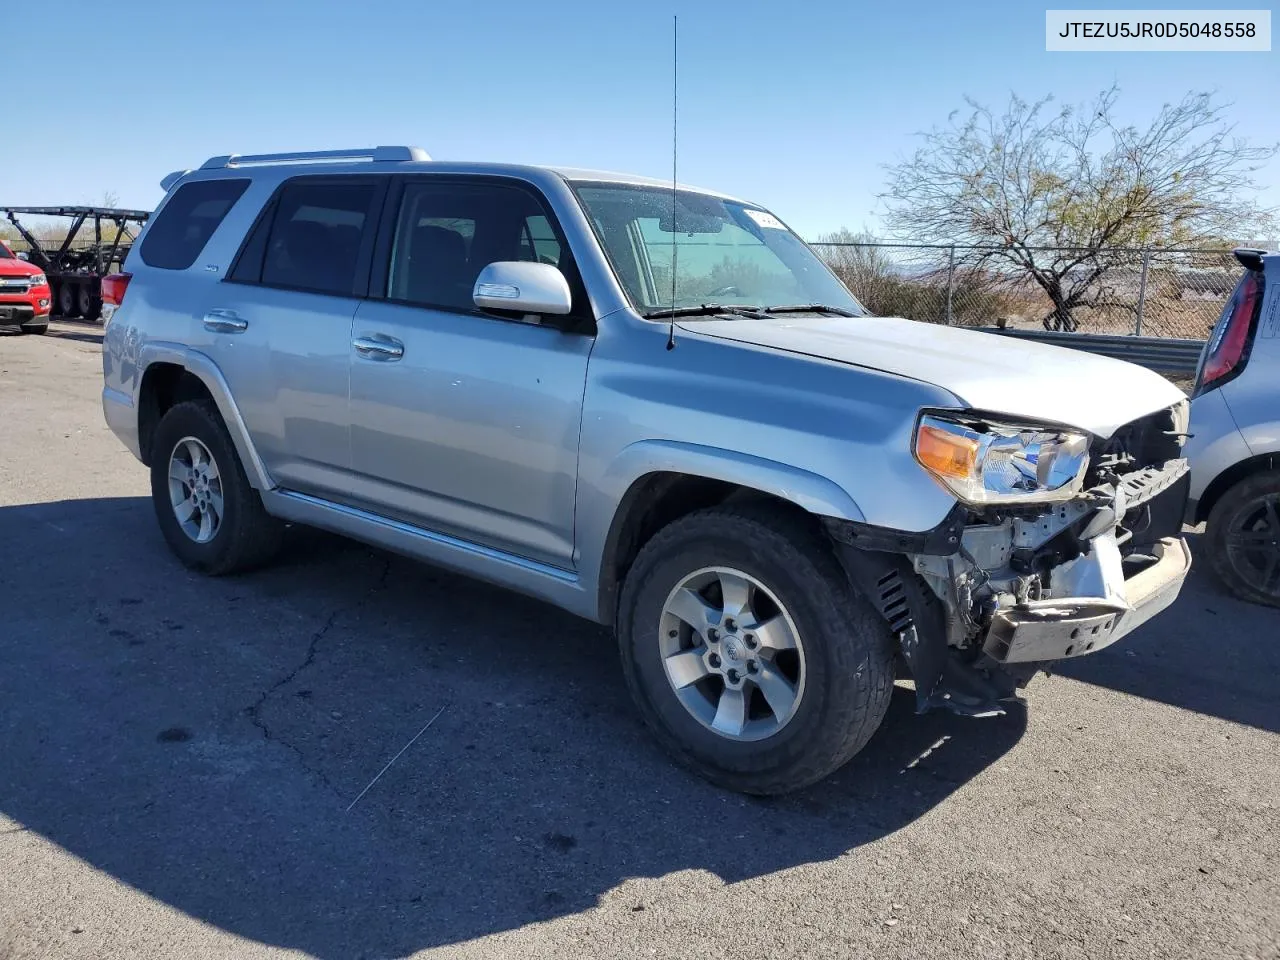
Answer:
[1091,405,1183,479]
[1083,403,1190,561]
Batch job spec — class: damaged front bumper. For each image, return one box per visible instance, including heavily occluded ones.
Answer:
[830,446,1192,717]
[984,535,1190,664]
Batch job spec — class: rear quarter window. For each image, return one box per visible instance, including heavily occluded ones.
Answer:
[141,179,249,270]
[256,180,378,296]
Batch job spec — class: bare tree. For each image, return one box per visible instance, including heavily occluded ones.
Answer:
[814,229,901,298]
[814,229,1019,326]
[816,229,949,320]
[881,88,1277,330]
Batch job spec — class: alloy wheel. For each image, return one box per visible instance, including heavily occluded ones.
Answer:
[658,566,806,742]
[167,436,224,544]
[1224,494,1280,599]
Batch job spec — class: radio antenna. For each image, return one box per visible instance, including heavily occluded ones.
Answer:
[666,14,679,351]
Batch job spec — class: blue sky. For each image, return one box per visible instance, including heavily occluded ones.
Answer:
[2,0,1275,238]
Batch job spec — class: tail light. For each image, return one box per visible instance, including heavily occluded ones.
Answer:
[1195,267,1263,396]
[100,272,132,322]
[101,272,131,306]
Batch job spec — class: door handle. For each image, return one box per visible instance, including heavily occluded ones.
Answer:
[352,336,405,361]
[203,309,248,333]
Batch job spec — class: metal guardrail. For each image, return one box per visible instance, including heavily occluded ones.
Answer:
[978,328,1206,377]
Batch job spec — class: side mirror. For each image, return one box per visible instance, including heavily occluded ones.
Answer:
[15,251,29,261]
[473,261,572,317]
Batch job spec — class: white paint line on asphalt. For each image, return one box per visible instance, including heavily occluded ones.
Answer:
[345,704,448,813]
[901,736,951,772]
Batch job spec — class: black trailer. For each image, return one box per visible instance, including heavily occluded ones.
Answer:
[2,206,150,321]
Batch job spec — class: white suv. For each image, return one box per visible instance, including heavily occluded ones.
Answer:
[1186,249,1280,607]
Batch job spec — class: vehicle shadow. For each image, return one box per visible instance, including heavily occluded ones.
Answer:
[0,496,1025,956]
[46,321,105,345]
[1056,529,1280,735]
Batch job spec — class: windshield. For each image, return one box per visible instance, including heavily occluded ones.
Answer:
[0,242,13,260]
[572,183,867,317]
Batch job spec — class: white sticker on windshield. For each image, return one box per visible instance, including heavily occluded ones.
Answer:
[743,208,787,230]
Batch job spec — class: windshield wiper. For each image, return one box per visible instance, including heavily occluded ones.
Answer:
[764,303,860,317]
[643,303,770,320]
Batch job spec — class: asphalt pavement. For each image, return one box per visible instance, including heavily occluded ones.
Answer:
[1,323,1277,960]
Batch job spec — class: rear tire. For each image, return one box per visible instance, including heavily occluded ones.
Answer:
[150,400,284,575]
[618,503,895,795]
[79,285,101,322]
[1205,469,1280,608]
[58,283,77,318]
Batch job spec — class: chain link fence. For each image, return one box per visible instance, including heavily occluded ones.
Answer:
[810,241,1241,339]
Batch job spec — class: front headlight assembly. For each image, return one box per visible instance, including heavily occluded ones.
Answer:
[913,413,1090,505]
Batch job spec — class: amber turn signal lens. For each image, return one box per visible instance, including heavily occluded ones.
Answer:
[915,423,980,479]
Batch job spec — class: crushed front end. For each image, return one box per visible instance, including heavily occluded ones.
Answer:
[830,401,1193,716]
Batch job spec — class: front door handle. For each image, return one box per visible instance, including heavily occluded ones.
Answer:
[352,335,405,361]
[203,309,248,333]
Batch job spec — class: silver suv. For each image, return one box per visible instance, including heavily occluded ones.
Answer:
[1186,249,1280,607]
[103,146,1193,794]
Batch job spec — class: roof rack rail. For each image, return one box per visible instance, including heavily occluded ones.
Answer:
[199,145,430,170]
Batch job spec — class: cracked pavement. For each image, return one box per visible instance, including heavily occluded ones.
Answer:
[242,556,395,794]
[1,323,1279,960]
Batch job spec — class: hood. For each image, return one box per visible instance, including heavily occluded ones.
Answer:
[680,314,1186,438]
[0,249,41,278]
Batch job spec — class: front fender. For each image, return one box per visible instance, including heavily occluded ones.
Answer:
[572,438,869,623]
[600,439,865,521]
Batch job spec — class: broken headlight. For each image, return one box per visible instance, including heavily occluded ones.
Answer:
[913,413,1090,505]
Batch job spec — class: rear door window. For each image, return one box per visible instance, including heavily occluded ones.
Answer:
[140,179,249,270]
[258,180,379,296]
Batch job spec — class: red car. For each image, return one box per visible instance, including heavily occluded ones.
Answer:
[0,239,53,334]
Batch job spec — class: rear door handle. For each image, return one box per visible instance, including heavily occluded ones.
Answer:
[203,309,248,333]
[352,335,404,361]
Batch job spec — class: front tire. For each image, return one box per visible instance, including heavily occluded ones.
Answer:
[150,400,284,575]
[1205,469,1280,608]
[618,504,895,795]
[20,321,48,335]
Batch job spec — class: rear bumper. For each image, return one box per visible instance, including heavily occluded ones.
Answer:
[102,386,143,462]
[984,536,1191,664]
